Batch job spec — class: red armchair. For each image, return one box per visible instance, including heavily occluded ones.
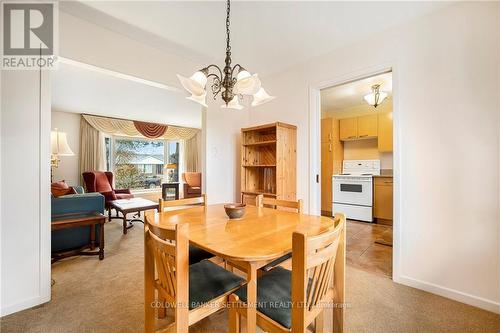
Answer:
[82,171,133,214]
[182,172,202,198]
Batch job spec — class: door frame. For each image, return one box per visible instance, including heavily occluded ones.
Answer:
[308,64,401,280]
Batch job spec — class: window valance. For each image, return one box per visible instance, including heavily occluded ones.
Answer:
[82,114,199,140]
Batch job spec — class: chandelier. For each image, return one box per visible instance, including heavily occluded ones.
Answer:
[177,0,275,110]
[364,84,388,108]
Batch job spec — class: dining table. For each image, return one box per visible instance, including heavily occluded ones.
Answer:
[144,204,345,333]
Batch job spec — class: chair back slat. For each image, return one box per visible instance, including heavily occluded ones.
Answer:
[256,194,303,213]
[159,194,207,212]
[291,213,345,328]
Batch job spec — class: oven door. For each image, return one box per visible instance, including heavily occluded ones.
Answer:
[333,176,373,207]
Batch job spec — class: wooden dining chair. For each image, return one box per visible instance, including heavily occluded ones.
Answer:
[145,222,245,333]
[256,195,303,272]
[255,195,303,213]
[228,213,346,333]
[158,195,214,265]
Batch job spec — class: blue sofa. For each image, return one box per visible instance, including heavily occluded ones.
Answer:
[51,186,105,253]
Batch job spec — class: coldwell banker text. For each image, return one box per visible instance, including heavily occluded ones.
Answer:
[1,2,58,70]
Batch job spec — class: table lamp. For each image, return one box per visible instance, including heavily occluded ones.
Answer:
[51,129,74,168]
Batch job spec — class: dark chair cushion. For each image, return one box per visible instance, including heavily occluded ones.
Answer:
[235,267,293,328]
[260,253,292,272]
[189,245,214,265]
[189,260,244,310]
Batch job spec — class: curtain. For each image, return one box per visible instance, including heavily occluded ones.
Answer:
[83,114,198,140]
[133,121,167,138]
[79,117,106,177]
[183,131,201,172]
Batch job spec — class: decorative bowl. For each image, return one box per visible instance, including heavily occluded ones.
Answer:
[224,203,246,219]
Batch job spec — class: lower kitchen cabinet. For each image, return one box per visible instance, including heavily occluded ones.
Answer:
[373,176,393,224]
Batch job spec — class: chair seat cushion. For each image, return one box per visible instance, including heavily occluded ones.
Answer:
[235,267,293,328]
[189,260,244,310]
[187,187,201,194]
[115,193,134,200]
[189,245,214,265]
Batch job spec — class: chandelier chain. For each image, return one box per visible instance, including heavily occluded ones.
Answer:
[226,0,231,54]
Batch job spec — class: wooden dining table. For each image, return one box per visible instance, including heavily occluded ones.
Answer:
[144,204,345,333]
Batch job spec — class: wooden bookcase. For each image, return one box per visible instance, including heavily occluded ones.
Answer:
[240,122,297,205]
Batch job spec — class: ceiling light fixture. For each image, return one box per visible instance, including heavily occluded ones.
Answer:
[177,0,274,110]
[364,84,388,108]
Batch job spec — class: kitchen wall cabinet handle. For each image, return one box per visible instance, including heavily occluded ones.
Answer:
[329,144,332,152]
[348,136,356,139]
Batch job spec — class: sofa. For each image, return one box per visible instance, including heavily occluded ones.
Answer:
[51,186,105,253]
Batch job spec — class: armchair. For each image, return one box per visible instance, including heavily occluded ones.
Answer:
[82,171,134,219]
[182,172,202,198]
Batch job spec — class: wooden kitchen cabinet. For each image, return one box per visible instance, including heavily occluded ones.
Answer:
[321,118,343,216]
[357,114,378,138]
[373,176,393,224]
[378,112,393,152]
[339,118,358,140]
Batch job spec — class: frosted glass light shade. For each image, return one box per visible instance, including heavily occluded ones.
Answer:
[51,131,74,156]
[177,72,207,96]
[364,84,388,107]
[234,73,261,95]
[251,87,275,107]
[221,96,244,110]
[187,91,208,108]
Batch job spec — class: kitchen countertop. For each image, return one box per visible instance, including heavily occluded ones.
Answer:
[374,170,393,178]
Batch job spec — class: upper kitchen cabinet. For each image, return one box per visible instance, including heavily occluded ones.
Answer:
[321,117,333,142]
[357,114,378,138]
[339,115,377,140]
[378,112,393,152]
[339,117,358,140]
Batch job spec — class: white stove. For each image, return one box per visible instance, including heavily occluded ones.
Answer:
[332,160,380,222]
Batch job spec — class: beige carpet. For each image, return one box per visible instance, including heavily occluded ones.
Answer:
[1,219,498,333]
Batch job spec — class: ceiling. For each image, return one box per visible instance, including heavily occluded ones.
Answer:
[62,1,451,77]
[52,62,202,129]
[321,72,392,111]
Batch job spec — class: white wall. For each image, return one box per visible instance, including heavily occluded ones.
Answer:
[248,2,500,313]
[1,71,51,316]
[203,100,249,205]
[51,111,80,186]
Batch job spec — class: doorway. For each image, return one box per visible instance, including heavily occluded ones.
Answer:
[318,71,394,278]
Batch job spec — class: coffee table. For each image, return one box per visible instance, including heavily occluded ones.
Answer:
[110,198,159,234]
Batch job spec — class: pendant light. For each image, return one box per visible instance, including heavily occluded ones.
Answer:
[177,0,274,110]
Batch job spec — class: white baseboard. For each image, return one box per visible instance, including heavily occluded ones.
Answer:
[0,294,50,317]
[394,274,500,314]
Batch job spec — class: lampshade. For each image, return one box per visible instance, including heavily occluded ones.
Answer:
[187,91,208,108]
[221,96,244,110]
[177,72,207,96]
[51,131,74,156]
[251,87,275,107]
[364,84,388,108]
[234,72,261,95]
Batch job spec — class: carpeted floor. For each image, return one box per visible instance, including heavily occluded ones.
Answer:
[1,219,498,333]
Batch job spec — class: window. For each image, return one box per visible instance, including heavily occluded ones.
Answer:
[165,141,179,183]
[104,137,181,191]
[112,138,165,190]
